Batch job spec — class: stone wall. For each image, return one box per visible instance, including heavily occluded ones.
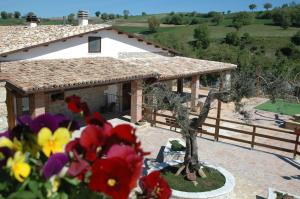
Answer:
[0,82,8,132]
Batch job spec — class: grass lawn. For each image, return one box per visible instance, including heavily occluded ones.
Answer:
[255,99,300,116]
[161,165,225,192]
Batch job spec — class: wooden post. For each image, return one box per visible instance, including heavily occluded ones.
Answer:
[215,105,221,141]
[251,126,256,149]
[177,78,183,94]
[153,109,157,127]
[294,128,299,160]
[215,73,224,141]
[6,89,16,130]
[29,93,47,117]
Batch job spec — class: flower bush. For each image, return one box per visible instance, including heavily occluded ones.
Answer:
[0,95,171,199]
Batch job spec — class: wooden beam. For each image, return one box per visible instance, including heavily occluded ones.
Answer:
[6,89,15,130]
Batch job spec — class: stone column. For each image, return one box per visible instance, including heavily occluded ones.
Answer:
[164,80,173,91]
[191,75,200,112]
[0,82,8,132]
[130,80,143,123]
[29,92,47,117]
[177,78,183,93]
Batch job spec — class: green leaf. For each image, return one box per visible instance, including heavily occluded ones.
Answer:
[7,191,37,199]
[62,177,80,186]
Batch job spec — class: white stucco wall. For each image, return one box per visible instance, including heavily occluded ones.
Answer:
[0,30,166,61]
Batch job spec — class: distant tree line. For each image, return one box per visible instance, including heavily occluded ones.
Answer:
[0,11,22,19]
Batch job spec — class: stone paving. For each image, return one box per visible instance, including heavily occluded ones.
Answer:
[136,126,300,199]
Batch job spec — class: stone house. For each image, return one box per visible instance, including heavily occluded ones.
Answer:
[0,11,236,131]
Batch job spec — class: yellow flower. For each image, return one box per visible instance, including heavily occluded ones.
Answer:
[0,137,22,151]
[37,127,71,157]
[6,151,31,182]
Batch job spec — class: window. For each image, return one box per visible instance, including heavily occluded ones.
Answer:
[88,37,101,53]
[51,92,65,102]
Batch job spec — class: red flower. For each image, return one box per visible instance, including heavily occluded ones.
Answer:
[140,171,172,199]
[79,125,105,161]
[86,112,106,126]
[65,95,82,113]
[107,145,143,189]
[104,124,148,156]
[89,158,133,199]
[65,95,90,116]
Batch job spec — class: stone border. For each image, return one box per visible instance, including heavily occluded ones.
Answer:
[147,164,235,199]
[268,188,300,199]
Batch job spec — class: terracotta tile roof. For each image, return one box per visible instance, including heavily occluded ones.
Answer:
[0,24,110,56]
[122,56,237,80]
[0,56,236,94]
[0,57,159,94]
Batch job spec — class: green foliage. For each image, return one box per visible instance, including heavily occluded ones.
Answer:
[232,12,255,30]
[291,31,300,45]
[271,5,300,29]
[1,11,8,19]
[95,11,101,17]
[193,24,210,49]
[264,3,273,10]
[199,43,238,63]
[148,16,160,32]
[211,13,224,25]
[67,13,75,25]
[101,13,108,21]
[161,165,225,192]
[123,10,130,19]
[142,12,147,16]
[108,13,115,20]
[277,43,300,59]
[14,11,21,19]
[170,140,186,151]
[225,32,240,46]
[249,4,257,11]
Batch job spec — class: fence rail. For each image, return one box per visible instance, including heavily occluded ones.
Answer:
[149,111,300,159]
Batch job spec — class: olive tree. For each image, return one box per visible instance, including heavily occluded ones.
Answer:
[143,69,297,185]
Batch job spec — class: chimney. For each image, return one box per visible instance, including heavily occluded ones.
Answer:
[26,15,39,28]
[77,10,89,26]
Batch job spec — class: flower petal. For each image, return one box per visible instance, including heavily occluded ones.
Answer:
[14,162,31,182]
[38,128,52,147]
[53,128,70,147]
[0,137,13,149]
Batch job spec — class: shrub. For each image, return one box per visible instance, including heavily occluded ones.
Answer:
[211,13,224,25]
[193,24,210,49]
[190,17,202,25]
[225,32,240,46]
[232,12,254,30]
[272,8,292,29]
[291,31,300,45]
[148,16,160,32]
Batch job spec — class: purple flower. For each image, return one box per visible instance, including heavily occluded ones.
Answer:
[30,114,61,133]
[43,153,68,179]
[17,115,32,126]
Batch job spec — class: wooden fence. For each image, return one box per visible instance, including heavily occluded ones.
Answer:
[148,111,300,159]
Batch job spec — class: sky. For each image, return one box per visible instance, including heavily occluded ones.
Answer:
[0,0,299,18]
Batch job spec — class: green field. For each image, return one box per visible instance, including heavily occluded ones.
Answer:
[255,99,300,116]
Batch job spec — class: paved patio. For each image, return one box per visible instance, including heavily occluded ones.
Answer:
[136,126,300,199]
